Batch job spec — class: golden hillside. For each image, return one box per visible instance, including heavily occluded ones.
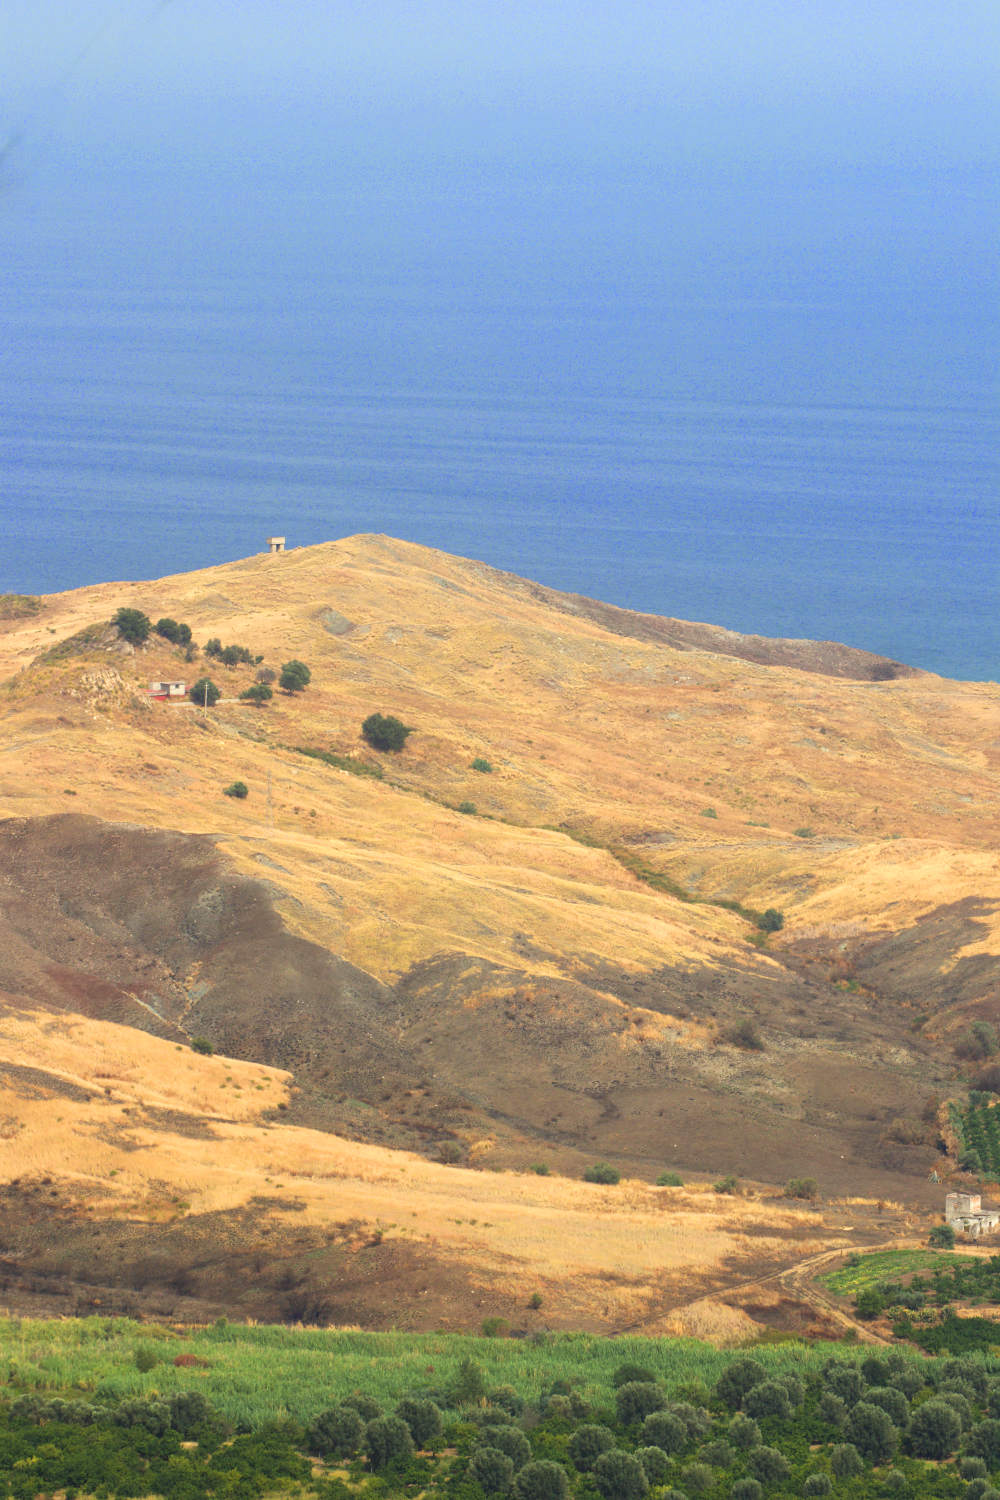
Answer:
[0,535,996,1326]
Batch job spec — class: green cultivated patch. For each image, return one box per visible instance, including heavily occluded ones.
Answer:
[821,1250,965,1298]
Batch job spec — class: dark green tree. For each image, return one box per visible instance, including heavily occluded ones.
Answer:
[634,1447,670,1485]
[592,1449,649,1500]
[613,1363,658,1388]
[113,607,151,645]
[716,1358,767,1410]
[568,1425,615,1471]
[190,678,220,707]
[640,1410,687,1453]
[844,1401,898,1463]
[583,1162,620,1184]
[478,1426,531,1470]
[361,712,413,750]
[307,1406,365,1457]
[395,1399,442,1449]
[240,683,273,705]
[746,1446,790,1485]
[364,1414,414,1470]
[470,1448,515,1494]
[616,1382,666,1426]
[908,1399,961,1459]
[280,660,312,692]
[513,1460,570,1500]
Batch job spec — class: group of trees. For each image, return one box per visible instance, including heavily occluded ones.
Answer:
[8,1349,1000,1500]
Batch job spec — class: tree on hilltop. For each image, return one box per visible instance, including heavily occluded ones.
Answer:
[113,607,151,645]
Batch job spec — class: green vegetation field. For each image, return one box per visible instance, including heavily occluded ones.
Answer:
[821,1251,966,1298]
[0,1319,853,1427]
[1,1318,998,1500]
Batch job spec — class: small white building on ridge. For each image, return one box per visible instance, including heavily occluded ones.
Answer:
[945,1192,1000,1237]
[148,680,186,699]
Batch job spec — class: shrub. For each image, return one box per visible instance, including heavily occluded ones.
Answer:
[479,1426,532,1470]
[471,1447,515,1494]
[450,1358,487,1405]
[794,827,815,838]
[802,1476,832,1496]
[656,1171,684,1187]
[730,1483,763,1500]
[909,1399,963,1459]
[613,1363,657,1388]
[966,1418,1000,1466]
[680,1461,713,1493]
[928,1222,956,1248]
[308,1406,365,1457]
[714,1174,739,1194]
[481,1317,510,1338]
[529,1163,551,1175]
[700,1440,736,1468]
[746,1447,789,1485]
[616,1382,666,1426]
[593,1450,649,1500]
[240,683,273,705]
[134,1346,159,1372]
[528,1292,543,1309]
[568,1424,616,1471]
[716,1359,767,1410]
[721,1019,764,1051]
[844,1401,898,1463]
[280,660,312,692]
[489,1386,525,1418]
[396,1398,442,1448]
[190,1037,213,1055]
[818,1391,846,1426]
[635,1447,671,1485]
[757,908,784,932]
[342,1394,383,1422]
[584,1162,620,1184]
[471,758,494,772]
[960,1147,984,1174]
[864,1387,909,1428]
[223,781,249,798]
[257,666,277,684]
[882,1475,906,1496]
[365,1414,414,1470]
[190,677,220,707]
[513,1460,570,1500]
[361,712,413,751]
[640,1410,687,1453]
[744,1380,792,1422]
[728,1414,761,1450]
[957,1023,999,1060]
[786,1177,819,1200]
[458,801,477,815]
[113,607,151,645]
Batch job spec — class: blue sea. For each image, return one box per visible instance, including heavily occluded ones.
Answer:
[1,157,997,679]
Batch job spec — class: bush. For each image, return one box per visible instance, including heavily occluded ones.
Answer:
[223,781,249,798]
[220,644,254,666]
[342,1394,383,1422]
[568,1425,616,1471]
[716,1359,767,1410]
[802,1476,832,1496]
[365,1414,414,1470]
[714,1174,739,1194]
[471,1447,516,1494]
[721,1019,764,1051]
[479,1426,532,1470]
[396,1398,442,1448]
[700,1440,736,1468]
[450,1358,487,1405]
[635,1447,671,1485]
[966,1418,1000,1466]
[908,1399,962,1458]
[529,1163,551,1176]
[240,683,273,705]
[489,1386,525,1418]
[113,607,151,645]
[786,1177,819,1200]
[864,1387,909,1428]
[190,1037,213,1055]
[361,712,412,751]
[744,1381,792,1422]
[928,1222,956,1248]
[882,1475,906,1496]
[616,1382,666,1426]
[728,1414,761,1450]
[257,666,277,684]
[746,1447,790,1485]
[957,1023,999,1060]
[280,660,312,692]
[190,677,220,707]
[155,617,181,643]
[513,1460,570,1500]
[593,1451,649,1500]
[458,801,477,815]
[960,1147,984,1174]
[613,1363,657,1388]
[640,1410,687,1453]
[481,1317,510,1338]
[134,1346,159,1372]
[308,1406,365,1457]
[844,1401,898,1463]
[471,758,494,773]
[680,1461,713,1493]
[656,1171,684,1187]
[584,1162,620,1184]
[729,1483,762,1500]
[757,908,784,932]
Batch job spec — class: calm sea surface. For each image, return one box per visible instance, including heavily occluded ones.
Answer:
[1,160,996,679]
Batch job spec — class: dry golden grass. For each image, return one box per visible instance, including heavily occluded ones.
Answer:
[1,534,998,988]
